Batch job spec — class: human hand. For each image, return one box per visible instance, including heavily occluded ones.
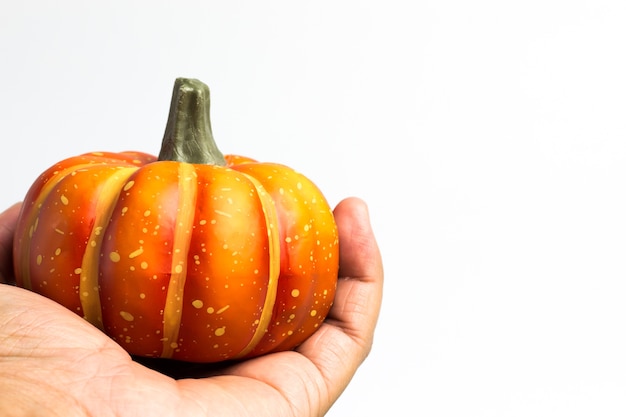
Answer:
[0,197,383,417]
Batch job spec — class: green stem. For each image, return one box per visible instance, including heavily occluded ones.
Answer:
[158,78,226,166]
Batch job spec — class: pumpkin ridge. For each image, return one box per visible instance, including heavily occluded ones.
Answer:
[14,162,117,290]
[233,173,281,358]
[161,162,198,358]
[80,167,139,329]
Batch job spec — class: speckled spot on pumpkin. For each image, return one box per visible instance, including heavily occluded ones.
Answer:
[120,311,134,321]
[123,181,135,191]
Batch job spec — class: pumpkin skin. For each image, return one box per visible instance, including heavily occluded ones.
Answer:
[12,79,339,363]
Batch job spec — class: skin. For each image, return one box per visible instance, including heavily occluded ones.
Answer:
[0,197,383,417]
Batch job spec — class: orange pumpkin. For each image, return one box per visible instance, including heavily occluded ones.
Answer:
[13,78,339,363]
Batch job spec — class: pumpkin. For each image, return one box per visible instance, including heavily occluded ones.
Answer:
[12,78,339,363]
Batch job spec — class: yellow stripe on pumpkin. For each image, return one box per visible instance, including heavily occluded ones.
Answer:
[79,167,139,329]
[161,162,198,358]
[234,173,281,358]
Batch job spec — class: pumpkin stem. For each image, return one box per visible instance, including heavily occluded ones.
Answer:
[158,78,227,166]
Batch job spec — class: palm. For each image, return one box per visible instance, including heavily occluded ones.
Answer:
[0,198,383,417]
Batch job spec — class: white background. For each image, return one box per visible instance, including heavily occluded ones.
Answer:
[2,1,626,415]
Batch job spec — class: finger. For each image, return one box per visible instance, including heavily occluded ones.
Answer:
[295,197,384,404]
[335,197,384,282]
[328,197,384,342]
[0,203,22,284]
